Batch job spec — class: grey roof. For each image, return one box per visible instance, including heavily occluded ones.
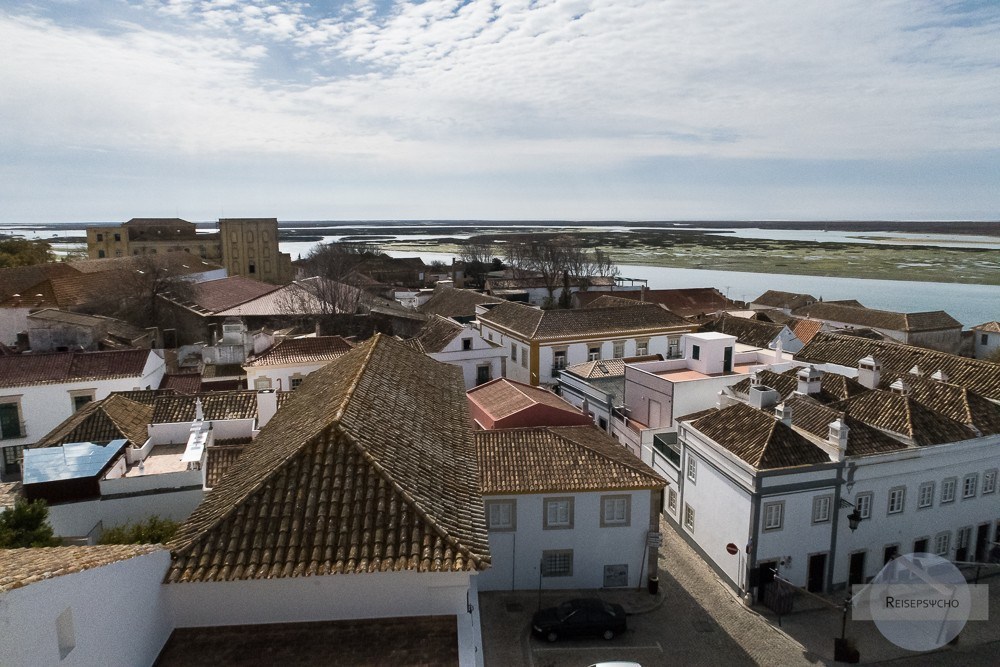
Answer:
[479,301,692,340]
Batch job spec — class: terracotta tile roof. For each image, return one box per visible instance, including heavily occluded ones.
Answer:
[752,309,797,325]
[409,316,465,354]
[751,290,817,310]
[831,390,978,446]
[159,373,203,394]
[479,301,692,340]
[468,378,581,421]
[703,315,786,349]
[783,395,908,457]
[583,294,651,309]
[205,445,245,488]
[728,368,868,405]
[418,286,502,319]
[34,395,152,449]
[166,334,490,583]
[0,349,154,388]
[564,355,663,380]
[797,332,1000,401]
[876,374,1000,436]
[486,275,614,291]
[974,321,1000,333]
[577,288,736,318]
[687,402,831,470]
[0,262,80,302]
[0,545,162,592]
[67,253,221,276]
[167,276,278,315]
[244,336,354,367]
[109,389,176,404]
[791,319,825,345]
[151,391,259,423]
[793,302,961,332]
[476,426,664,494]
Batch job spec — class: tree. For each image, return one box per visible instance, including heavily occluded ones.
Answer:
[502,236,620,307]
[288,241,383,315]
[81,255,196,330]
[0,498,61,548]
[0,239,53,268]
[459,239,497,288]
[98,516,178,545]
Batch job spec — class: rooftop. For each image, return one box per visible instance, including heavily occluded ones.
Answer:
[165,276,278,315]
[408,315,466,354]
[23,440,127,484]
[751,290,817,310]
[34,394,152,449]
[0,545,162,593]
[793,302,961,332]
[244,336,354,367]
[468,378,584,422]
[703,315,786,349]
[479,300,692,340]
[418,286,502,319]
[653,363,757,382]
[0,348,154,388]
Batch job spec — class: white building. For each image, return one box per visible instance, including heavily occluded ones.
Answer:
[972,321,1000,360]
[409,315,505,389]
[475,425,665,591]
[243,335,354,390]
[477,300,697,387]
[0,349,166,477]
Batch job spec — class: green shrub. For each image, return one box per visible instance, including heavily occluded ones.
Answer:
[0,499,61,548]
[98,516,179,545]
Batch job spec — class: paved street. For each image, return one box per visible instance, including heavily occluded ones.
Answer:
[480,515,1000,666]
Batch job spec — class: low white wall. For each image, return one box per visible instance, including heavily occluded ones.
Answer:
[0,550,172,667]
[48,488,205,538]
[100,469,202,496]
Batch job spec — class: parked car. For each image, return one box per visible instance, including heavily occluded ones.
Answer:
[531,598,627,642]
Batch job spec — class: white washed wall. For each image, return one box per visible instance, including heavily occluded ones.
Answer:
[47,488,205,538]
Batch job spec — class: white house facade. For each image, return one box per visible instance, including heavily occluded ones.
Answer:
[410,315,505,389]
[972,321,1000,360]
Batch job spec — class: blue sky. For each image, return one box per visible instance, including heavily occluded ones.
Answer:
[1,0,998,223]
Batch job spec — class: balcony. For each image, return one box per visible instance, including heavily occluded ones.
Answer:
[652,432,681,469]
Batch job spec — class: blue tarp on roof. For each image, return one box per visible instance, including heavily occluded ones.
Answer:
[22,439,127,485]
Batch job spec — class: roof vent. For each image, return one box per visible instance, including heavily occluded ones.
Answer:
[828,418,849,462]
[889,378,911,396]
[775,402,793,426]
[930,370,949,383]
[909,365,923,377]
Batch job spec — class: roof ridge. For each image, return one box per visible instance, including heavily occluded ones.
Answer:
[759,417,780,468]
[551,426,663,484]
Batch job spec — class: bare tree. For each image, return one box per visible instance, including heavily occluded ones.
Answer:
[458,239,497,288]
[82,255,196,329]
[501,235,620,307]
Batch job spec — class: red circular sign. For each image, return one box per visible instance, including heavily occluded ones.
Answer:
[726,543,739,555]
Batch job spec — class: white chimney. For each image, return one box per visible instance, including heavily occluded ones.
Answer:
[194,397,204,421]
[749,385,781,410]
[889,378,911,396]
[796,366,823,395]
[909,365,923,377]
[750,371,761,388]
[931,370,949,383]
[256,389,278,428]
[773,336,783,363]
[581,397,590,419]
[857,355,881,389]
[717,390,735,409]
[828,418,849,462]
[775,402,793,426]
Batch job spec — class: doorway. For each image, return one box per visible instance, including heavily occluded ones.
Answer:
[848,551,866,587]
[807,553,827,593]
[914,538,929,554]
[755,561,777,600]
[956,527,972,562]
[723,346,733,373]
[883,544,899,564]
[976,523,991,562]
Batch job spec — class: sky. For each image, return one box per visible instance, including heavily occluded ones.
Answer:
[1,0,998,223]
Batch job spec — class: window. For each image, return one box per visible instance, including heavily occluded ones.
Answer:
[855,492,872,519]
[541,550,573,577]
[667,488,677,513]
[692,345,700,360]
[253,377,272,390]
[97,249,105,258]
[113,233,121,241]
[763,502,783,531]
[0,400,24,439]
[600,495,630,527]
[941,478,957,503]
[812,496,832,524]
[69,390,95,413]
[510,344,517,362]
[887,487,905,514]
[613,341,625,359]
[289,377,304,390]
[114,250,122,257]
[2,445,24,474]
[934,531,951,556]
[476,365,491,386]
[683,503,696,531]
[588,346,601,361]
[56,607,75,660]
[96,233,103,242]
[963,473,978,499]
[918,482,935,509]
[667,337,680,358]
[983,470,997,494]
[486,500,516,531]
[543,497,574,529]
[248,261,256,274]
[636,339,649,356]
[983,334,990,346]
[462,338,472,351]
[686,455,697,483]
[553,350,567,370]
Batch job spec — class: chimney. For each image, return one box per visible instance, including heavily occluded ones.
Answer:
[581,397,590,418]
[909,365,923,377]
[194,397,204,421]
[773,336,783,363]
[931,370,949,383]
[315,320,322,337]
[796,365,823,395]
[828,418,849,462]
[749,385,781,410]
[775,402,793,426]
[857,355,881,389]
[256,389,278,428]
[889,378,911,396]
[717,390,735,409]
[750,371,761,388]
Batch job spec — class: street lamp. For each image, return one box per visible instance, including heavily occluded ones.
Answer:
[839,498,864,532]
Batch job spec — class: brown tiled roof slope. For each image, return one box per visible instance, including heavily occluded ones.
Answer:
[577,288,735,318]
[831,390,978,446]
[728,368,868,405]
[797,332,1000,401]
[159,373,203,394]
[877,374,1000,436]
[0,262,79,302]
[34,395,152,449]
[409,315,465,354]
[793,302,960,332]
[791,319,825,345]
[0,349,153,388]
[752,290,816,310]
[166,334,490,583]
[468,378,579,420]
[974,321,1000,333]
[418,287,502,319]
[476,426,664,494]
[206,445,244,488]
[152,391,258,423]
[245,336,354,367]
[564,355,663,380]
[583,295,653,309]
[109,389,176,404]
[0,545,162,592]
[688,402,830,470]
[784,395,907,457]
[480,301,691,340]
[168,276,278,314]
[67,253,220,276]
[703,315,785,349]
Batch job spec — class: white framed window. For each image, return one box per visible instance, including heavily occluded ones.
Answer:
[887,487,905,515]
[763,502,783,531]
[692,344,701,360]
[588,346,601,361]
[683,503,696,531]
[667,488,677,514]
[553,350,567,370]
[636,339,649,356]
[934,531,951,556]
[686,455,697,483]
[253,377,272,390]
[941,478,957,503]
[613,340,625,359]
[983,470,998,495]
[600,495,630,527]
[69,389,96,413]
[486,500,516,531]
[541,550,573,577]
[855,492,872,519]
[543,497,574,529]
[462,338,472,351]
[289,377,304,390]
[917,482,934,509]
[812,495,832,524]
[510,344,517,362]
[963,473,978,499]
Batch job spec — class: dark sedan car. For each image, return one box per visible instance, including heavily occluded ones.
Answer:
[531,598,627,642]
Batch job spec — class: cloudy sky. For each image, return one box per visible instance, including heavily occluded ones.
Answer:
[1,0,998,223]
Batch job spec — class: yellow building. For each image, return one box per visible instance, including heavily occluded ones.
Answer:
[218,218,292,284]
